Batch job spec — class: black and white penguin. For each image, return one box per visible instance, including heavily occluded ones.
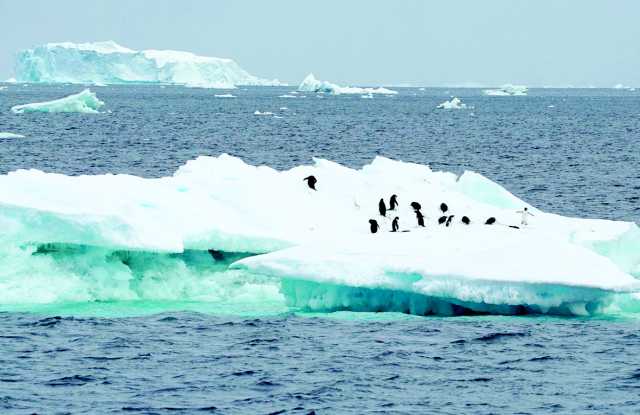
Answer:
[438,215,448,225]
[461,216,470,225]
[391,217,399,232]
[369,219,380,234]
[389,194,398,211]
[379,198,387,217]
[485,217,496,225]
[303,175,317,190]
[416,210,425,227]
[445,215,455,227]
[410,202,422,211]
[440,203,448,214]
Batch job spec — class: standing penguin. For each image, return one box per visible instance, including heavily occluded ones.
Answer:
[410,202,422,211]
[440,203,449,214]
[461,216,470,225]
[389,194,398,211]
[516,207,534,226]
[369,219,380,234]
[378,198,387,217]
[445,215,455,227]
[416,210,425,227]
[303,175,317,190]
[391,217,399,232]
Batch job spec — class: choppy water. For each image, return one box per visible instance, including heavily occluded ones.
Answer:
[1,84,639,413]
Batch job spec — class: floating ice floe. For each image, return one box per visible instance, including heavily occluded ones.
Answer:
[298,73,397,95]
[437,97,467,109]
[215,94,236,98]
[0,132,25,139]
[0,154,637,315]
[279,94,298,98]
[11,89,104,114]
[254,110,274,115]
[614,84,636,91]
[361,93,374,99]
[14,41,282,89]
[0,86,7,91]
[483,84,528,96]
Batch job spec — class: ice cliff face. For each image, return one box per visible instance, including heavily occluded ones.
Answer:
[14,41,282,88]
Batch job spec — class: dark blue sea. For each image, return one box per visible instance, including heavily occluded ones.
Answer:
[1,84,639,414]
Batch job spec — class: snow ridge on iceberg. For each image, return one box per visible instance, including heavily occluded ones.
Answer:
[14,41,282,89]
[0,154,638,315]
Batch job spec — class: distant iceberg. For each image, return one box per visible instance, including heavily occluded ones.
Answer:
[437,97,467,109]
[11,89,104,114]
[0,132,25,139]
[614,84,635,91]
[298,73,397,95]
[483,84,528,96]
[13,41,282,89]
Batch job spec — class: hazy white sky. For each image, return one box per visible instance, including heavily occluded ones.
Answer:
[0,0,638,86]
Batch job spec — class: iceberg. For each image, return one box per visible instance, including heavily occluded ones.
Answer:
[298,73,397,95]
[14,41,282,89]
[0,154,638,315]
[11,89,104,114]
[483,84,528,96]
[0,132,25,139]
[437,97,467,109]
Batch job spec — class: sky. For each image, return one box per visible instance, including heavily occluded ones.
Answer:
[0,0,638,87]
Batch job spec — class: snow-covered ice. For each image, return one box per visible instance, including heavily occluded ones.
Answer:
[298,73,397,95]
[14,41,282,89]
[0,154,637,315]
[437,97,467,109]
[0,132,26,139]
[11,89,104,114]
[483,84,528,96]
[215,94,236,98]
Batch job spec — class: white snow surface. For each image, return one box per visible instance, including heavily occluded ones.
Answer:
[437,97,467,109]
[11,89,104,114]
[0,154,638,314]
[14,41,282,89]
[298,73,397,95]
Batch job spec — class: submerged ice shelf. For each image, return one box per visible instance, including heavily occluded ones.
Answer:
[14,41,282,89]
[0,155,638,315]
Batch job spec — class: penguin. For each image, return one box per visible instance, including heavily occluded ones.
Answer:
[410,202,422,211]
[389,194,398,211]
[303,175,317,190]
[391,217,399,232]
[369,219,380,234]
[445,215,455,227]
[379,198,387,217]
[416,210,425,227]
[438,215,448,225]
[509,225,520,229]
[440,203,448,214]
[461,216,470,225]
[485,217,496,225]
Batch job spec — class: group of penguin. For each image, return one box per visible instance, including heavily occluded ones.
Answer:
[303,174,505,234]
[368,196,499,234]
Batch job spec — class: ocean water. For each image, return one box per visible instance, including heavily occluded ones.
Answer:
[1,84,640,413]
